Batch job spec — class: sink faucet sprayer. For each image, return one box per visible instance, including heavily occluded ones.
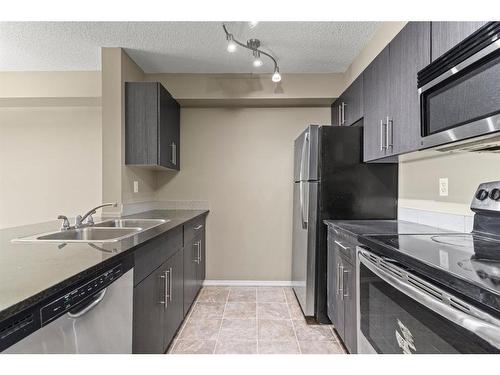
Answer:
[57,203,118,230]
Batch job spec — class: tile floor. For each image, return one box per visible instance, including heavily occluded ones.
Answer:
[168,286,347,354]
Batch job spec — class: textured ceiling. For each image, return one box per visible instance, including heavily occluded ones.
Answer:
[0,22,380,73]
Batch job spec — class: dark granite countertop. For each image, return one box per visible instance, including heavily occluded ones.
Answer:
[323,219,456,237]
[0,209,208,321]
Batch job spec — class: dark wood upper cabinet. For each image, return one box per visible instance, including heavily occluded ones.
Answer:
[331,74,363,127]
[431,22,487,61]
[125,82,180,170]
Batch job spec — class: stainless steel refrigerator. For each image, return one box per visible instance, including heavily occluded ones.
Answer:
[292,124,398,323]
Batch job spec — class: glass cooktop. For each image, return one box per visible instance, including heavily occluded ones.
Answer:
[365,233,500,293]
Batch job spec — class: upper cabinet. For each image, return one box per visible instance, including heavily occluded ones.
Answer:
[125,82,180,170]
[331,74,363,127]
[363,22,430,162]
[431,22,487,61]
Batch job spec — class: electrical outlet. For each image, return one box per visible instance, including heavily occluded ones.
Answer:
[439,178,448,196]
[133,181,139,193]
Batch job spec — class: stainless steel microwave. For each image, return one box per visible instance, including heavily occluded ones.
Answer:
[418,22,500,150]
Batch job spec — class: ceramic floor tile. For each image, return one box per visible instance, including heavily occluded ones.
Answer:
[219,319,257,340]
[257,303,291,320]
[178,319,222,340]
[189,302,226,320]
[298,341,345,354]
[283,288,297,304]
[215,340,258,354]
[228,287,256,302]
[197,287,230,303]
[171,340,217,354]
[257,287,286,303]
[223,302,256,319]
[292,319,335,341]
[258,319,296,341]
[258,340,300,354]
[287,301,305,319]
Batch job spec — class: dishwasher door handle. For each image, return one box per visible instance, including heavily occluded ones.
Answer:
[67,289,107,319]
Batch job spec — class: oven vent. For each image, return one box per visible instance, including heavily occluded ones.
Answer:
[0,314,34,340]
[435,135,500,153]
[379,260,404,278]
[449,298,472,314]
[406,274,444,301]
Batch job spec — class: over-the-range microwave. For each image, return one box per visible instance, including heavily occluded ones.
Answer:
[418,22,500,151]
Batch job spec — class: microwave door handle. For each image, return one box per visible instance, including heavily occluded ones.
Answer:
[358,249,500,349]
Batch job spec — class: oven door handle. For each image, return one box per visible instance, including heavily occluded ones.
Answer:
[358,248,500,349]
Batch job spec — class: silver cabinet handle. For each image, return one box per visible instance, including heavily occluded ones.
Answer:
[342,268,349,298]
[67,289,106,318]
[386,116,393,149]
[339,265,344,299]
[358,248,500,349]
[194,242,200,264]
[171,142,177,166]
[168,267,173,302]
[380,120,385,151]
[198,240,202,263]
[164,269,170,307]
[336,263,341,295]
[194,224,203,230]
[341,102,346,125]
[338,104,341,126]
[159,273,166,307]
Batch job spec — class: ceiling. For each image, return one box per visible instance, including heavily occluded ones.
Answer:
[0,22,380,73]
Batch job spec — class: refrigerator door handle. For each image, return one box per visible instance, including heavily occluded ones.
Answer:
[299,131,309,181]
[300,181,307,229]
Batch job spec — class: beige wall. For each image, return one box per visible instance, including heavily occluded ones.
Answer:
[0,72,102,229]
[155,107,330,281]
[0,106,101,228]
[399,151,500,215]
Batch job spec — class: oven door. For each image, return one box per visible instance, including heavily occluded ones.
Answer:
[419,33,500,149]
[356,247,500,354]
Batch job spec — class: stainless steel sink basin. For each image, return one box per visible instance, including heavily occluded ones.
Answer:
[93,219,168,229]
[13,227,142,243]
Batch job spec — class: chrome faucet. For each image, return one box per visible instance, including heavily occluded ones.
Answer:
[75,203,118,228]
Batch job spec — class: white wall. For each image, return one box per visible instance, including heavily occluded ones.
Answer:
[155,107,330,281]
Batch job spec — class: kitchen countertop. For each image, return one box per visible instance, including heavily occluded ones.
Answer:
[323,219,456,237]
[0,209,208,322]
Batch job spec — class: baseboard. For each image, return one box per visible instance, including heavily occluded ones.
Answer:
[203,280,293,287]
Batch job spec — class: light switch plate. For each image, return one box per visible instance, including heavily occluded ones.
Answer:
[439,178,448,196]
[133,180,139,193]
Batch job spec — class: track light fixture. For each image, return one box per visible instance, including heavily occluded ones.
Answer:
[222,24,282,82]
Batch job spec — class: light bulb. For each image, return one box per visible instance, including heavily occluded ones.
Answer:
[227,40,237,53]
[272,70,281,83]
[253,57,263,67]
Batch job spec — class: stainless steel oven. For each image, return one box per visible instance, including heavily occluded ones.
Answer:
[418,22,500,149]
[356,246,500,354]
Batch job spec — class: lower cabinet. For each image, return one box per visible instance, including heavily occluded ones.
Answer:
[133,248,184,354]
[183,220,206,316]
[327,227,357,353]
[133,215,207,354]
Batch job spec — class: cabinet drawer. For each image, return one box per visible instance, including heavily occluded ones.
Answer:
[184,217,205,245]
[328,228,357,261]
[134,227,183,285]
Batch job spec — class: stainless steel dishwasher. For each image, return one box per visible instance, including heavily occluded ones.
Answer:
[2,259,133,354]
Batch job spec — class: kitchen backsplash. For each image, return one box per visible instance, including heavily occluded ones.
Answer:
[398,206,474,232]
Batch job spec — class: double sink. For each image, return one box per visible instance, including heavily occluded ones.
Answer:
[13,219,169,243]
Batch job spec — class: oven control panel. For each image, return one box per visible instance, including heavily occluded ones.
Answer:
[40,265,122,325]
[471,181,500,213]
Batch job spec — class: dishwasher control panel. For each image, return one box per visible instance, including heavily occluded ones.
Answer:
[40,264,123,325]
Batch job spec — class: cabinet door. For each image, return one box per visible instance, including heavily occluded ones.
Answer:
[132,266,165,354]
[196,227,206,291]
[343,75,363,126]
[183,239,198,316]
[163,249,184,351]
[389,22,430,155]
[326,236,337,323]
[125,82,159,166]
[158,85,180,170]
[363,46,390,162]
[341,256,357,354]
[431,22,487,61]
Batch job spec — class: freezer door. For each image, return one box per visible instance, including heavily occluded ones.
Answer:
[292,181,317,317]
[293,126,318,182]
[4,269,133,354]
